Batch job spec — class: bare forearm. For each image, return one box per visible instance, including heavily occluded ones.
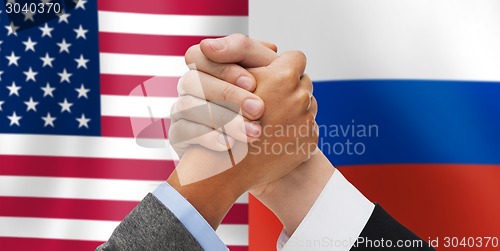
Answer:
[255,151,335,236]
[167,146,248,229]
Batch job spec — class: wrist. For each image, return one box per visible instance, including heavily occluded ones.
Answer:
[253,151,335,235]
[167,146,247,229]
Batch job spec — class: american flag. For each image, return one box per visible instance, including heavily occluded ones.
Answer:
[0,0,249,250]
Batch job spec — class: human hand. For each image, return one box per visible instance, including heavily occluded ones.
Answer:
[169,34,276,158]
[169,34,318,190]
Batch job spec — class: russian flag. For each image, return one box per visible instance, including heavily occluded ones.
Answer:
[248,1,500,250]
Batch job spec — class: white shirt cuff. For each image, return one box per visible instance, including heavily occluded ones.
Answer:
[278,169,375,251]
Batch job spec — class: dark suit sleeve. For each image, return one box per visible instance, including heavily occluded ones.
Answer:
[96,193,204,251]
[350,203,435,250]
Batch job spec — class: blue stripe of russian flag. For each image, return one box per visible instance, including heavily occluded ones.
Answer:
[314,80,500,165]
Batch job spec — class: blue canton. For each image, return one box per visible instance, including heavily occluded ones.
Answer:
[0,0,100,136]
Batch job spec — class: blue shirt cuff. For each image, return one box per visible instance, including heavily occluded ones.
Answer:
[152,182,228,251]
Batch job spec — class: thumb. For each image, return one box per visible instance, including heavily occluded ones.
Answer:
[200,34,278,68]
[257,40,278,53]
[249,51,307,82]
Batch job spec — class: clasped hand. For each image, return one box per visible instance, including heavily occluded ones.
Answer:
[166,34,319,229]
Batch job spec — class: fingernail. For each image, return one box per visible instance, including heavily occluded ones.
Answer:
[242,121,261,137]
[206,39,225,51]
[243,99,263,116]
[236,76,253,91]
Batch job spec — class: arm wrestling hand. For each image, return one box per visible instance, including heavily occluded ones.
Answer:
[169,34,278,158]
[177,37,334,235]
[171,36,317,189]
[167,40,317,229]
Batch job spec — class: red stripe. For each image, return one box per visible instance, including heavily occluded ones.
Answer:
[250,164,500,250]
[0,197,138,221]
[97,0,248,16]
[99,33,212,56]
[228,246,249,251]
[0,238,103,251]
[0,155,174,181]
[0,238,247,251]
[0,196,247,224]
[100,74,179,97]
[101,116,171,139]
[101,116,135,138]
[339,164,500,243]
[222,204,248,225]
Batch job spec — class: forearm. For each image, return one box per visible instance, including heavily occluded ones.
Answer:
[255,151,335,236]
[167,145,248,229]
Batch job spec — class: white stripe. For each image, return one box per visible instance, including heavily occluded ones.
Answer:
[0,176,160,201]
[98,11,248,36]
[0,176,248,205]
[0,134,173,160]
[0,217,118,242]
[100,53,187,77]
[236,192,249,204]
[101,95,177,118]
[216,224,249,246]
[0,217,248,245]
[251,0,500,81]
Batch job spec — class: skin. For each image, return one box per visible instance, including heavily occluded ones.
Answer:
[171,34,336,236]
[167,43,318,229]
[169,34,278,157]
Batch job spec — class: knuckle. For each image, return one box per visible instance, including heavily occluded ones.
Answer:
[170,101,178,116]
[178,70,199,94]
[220,85,238,102]
[174,96,189,112]
[301,73,312,86]
[184,45,200,65]
[279,67,299,83]
[217,64,230,78]
[291,50,307,64]
[231,33,250,50]
[310,96,318,111]
[184,70,199,83]
[306,113,316,125]
[168,119,185,141]
[175,119,196,135]
[171,96,197,120]
[310,118,318,136]
[296,89,311,107]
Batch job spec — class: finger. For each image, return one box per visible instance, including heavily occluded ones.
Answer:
[185,39,278,91]
[169,119,236,155]
[300,73,313,94]
[185,45,257,91]
[178,70,265,120]
[199,34,279,68]
[257,40,278,52]
[309,96,318,117]
[170,95,262,140]
[267,51,307,80]
[301,74,314,113]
